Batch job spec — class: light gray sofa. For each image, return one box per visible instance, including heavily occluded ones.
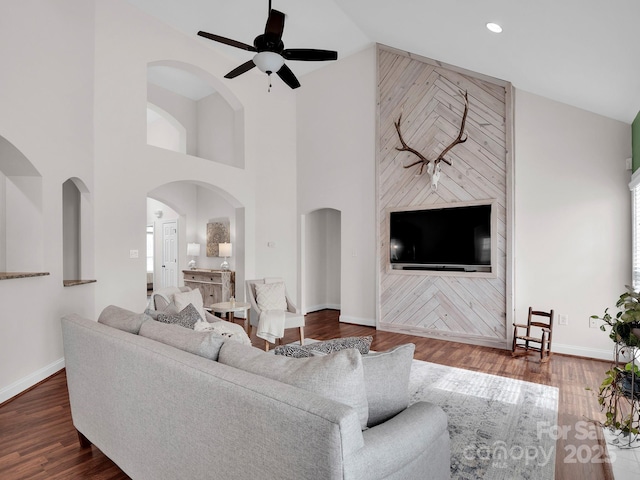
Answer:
[61,312,450,480]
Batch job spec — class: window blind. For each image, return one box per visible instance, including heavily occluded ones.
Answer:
[631,174,640,289]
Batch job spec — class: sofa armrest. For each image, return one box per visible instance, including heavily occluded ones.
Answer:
[344,402,449,480]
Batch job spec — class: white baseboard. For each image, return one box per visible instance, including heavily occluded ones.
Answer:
[0,357,65,404]
[552,343,613,361]
[305,304,340,314]
[339,315,376,327]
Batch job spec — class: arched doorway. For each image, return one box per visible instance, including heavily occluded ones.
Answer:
[147,180,246,301]
[300,208,341,314]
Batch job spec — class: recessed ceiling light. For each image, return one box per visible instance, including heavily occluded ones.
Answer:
[486,22,503,33]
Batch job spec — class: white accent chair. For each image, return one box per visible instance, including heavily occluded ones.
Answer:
[245,278,305,351]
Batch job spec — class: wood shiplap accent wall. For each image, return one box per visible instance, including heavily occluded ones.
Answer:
[376,45,513,349]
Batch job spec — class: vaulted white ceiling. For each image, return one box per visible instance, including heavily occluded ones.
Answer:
[128,0,640,123]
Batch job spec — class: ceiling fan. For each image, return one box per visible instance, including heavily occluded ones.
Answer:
[197,1,338,90]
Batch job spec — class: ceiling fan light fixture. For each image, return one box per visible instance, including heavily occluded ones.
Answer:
[253,51,285,74]
[486,22,503,33]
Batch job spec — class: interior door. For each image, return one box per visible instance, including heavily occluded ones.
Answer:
[160,220,178,290]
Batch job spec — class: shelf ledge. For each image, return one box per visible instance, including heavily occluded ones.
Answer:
[0,272,50,281]
[63,279,97,287]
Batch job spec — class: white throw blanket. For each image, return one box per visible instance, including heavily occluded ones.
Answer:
[194,319,252,345]
[256,309,286,343]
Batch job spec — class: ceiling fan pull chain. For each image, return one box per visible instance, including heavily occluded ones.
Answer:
[268,73,272,92]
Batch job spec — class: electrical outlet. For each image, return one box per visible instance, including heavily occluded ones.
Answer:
[589,317,599,329]
[558,314,568,326]
[129,249,139,259]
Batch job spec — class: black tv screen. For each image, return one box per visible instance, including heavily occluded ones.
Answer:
[390,204,492,270]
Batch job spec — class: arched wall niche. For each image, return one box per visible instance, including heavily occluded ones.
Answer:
[0,135,45,274]
[147,102,187,154]
[146,60,245,168]
[62,176,94,284]
[147,180,246,301]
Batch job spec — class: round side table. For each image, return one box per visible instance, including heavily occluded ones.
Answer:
[208,301,251,334]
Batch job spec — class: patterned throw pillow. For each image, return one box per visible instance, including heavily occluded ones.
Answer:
[254,282,287,311]
[157,303,201,329]
[173,288,207,321]
[274,336,373,358]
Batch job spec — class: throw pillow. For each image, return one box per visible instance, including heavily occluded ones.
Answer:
[274,336,373,358]
[157,303,201,329]
[98,305,150,334]
[219,341,369,429]
[254,282,287,311]
[173,288,207,321]
[139,319,225,361]
[362,344,415,427]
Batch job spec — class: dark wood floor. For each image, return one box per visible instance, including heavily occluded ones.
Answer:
[0,310,614,479]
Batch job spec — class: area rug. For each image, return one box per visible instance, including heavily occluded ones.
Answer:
[409,359,559,480]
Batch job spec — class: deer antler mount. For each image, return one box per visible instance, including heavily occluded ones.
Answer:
[394,90,469,190]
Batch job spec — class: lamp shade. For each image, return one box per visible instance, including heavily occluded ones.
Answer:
[253,51,285,74]
[187,243,201,257]
[218,242,232,257]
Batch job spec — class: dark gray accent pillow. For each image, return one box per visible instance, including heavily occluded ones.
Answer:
[157,303,201,329]
[273,336,373,358]
[219,341,369,429]
[362,344,415,427]
[98,305,150,334]
[139,319,225,361]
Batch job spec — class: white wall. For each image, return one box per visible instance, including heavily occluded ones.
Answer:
[0,0,96,403]
[197,93,236,166]
[297,46,377,326]
[1,1,632,405]
[194,186,237,271]
[147,83,196,154]
[93,0,298,316]
[514,90,632,359]
[298,48,632,356]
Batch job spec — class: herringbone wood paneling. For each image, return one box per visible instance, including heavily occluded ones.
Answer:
[377,45,512,347]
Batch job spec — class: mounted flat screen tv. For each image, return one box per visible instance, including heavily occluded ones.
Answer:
[389,202,494,273]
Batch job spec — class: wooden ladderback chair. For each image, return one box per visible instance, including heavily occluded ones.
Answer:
[512,307,554,362]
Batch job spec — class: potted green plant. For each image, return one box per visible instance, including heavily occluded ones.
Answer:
[591,287,640,347]
[591,286,640,437]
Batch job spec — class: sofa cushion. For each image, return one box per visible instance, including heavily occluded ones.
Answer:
[139,319,225,361]
[145,303,179,320]
[273,336,373,358]
[254,282,287,311]
[276,342,415,428]
[157,303,201,329]
[97,305,150,334]
[362,344,415,427]
[173,288,207,321]
[219,341,369,429]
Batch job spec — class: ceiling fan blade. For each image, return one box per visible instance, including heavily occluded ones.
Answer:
[276,64,300,89]
[224,60,257,79]
[282,49,338,61]
[197,31,257,52]
[264,9,285,40]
